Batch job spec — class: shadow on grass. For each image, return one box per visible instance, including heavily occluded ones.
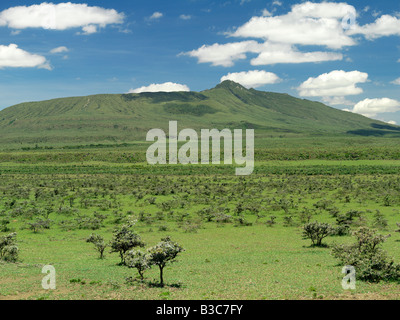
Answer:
[303,243,330,249]
[125,277,184,289]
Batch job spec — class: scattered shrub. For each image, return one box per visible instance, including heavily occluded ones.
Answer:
[86,233,108,259]
[373,210,388,230]
[110,222,145,264]
[266,216,277,227]
[146,236,184,286]
[0,232,19,262]
[125,249,150,280]
[303,221,334,247]
[331,227,400,282]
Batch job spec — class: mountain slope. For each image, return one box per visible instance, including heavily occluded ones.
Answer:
[0,80,398,146]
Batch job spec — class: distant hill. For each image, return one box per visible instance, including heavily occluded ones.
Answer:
[0,80,398,146]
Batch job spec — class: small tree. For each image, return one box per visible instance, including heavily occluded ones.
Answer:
[331,227,400,282]
[0,219,11,232]
[303,221,333,247]
[86,233,108,259]
[26,219,51,233]
[125,250,150,281]
[110,223,145,265]
[266,216,277,227]
[373,210,388,230]
[0,232,19,263]
[147,236,184,286]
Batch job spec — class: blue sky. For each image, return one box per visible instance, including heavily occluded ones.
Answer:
[0,0,399,123]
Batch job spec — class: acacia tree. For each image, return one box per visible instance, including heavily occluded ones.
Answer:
[110,223,145,265]
[331,227,400,282]
[146,236,184,287]
[86,233,108,259]
[303,221,333,247]
[0,232,19,263]
[125,250,150,281]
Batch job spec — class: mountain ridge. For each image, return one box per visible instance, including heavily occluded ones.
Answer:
[0,80,398,146]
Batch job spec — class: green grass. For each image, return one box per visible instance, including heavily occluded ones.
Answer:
[0,164,400,300]
[1,80,400,300]
[1,213,400,300]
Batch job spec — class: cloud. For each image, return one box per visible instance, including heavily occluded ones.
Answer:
[128,82,190,93]
[184,1,400,71]
[183,41,261,67]
[350,98,400,117]
[0,44,51,70]
[348,15,400,39]
[250,42,342,65]
[81,25,97,35]
[50,46,69,54]
[0,3,124,34]
[179,14,192,20]
[298,70,369,98]
[229,1,357,49]
[149,12,163,20]
[391,78,400,85]
[220,70,281,88]
[262,9,272,17]
[184,40,342,67]
[322,96,354,106]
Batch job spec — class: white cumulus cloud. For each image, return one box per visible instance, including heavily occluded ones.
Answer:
[351,98,400,117]
[81,25,97,35]
[220,70,281,88]
[0,44,51,70]
[229,1,357,49]
[348,15,400,39]
[184,40,342,67]
[183,41,261,67]
[128,82,190,93]
[250,42,342,65]
[298,70,369,99]
[149,12,163,20]
[0,2,124,34]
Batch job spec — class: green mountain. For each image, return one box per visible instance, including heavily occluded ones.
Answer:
[0,80,398,146]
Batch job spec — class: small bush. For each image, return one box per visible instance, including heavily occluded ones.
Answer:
[331,227,400,282]
[0,232,19,263]
[331,224,350,236]
[26,219,52,233]
[125,249,150,280]
[266,216,277,227]
[0,219,11,232]
[76,216,102,230]
[373,210,388,230]
[146,236,184,287]
[86,233,108,259]
[235,216,252,227]
[283,215,294,227]
[303,221,334,247]
[181,220,202,233]
[110,222,145,264]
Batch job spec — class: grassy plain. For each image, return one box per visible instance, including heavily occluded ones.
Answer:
[0,139,400,300]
